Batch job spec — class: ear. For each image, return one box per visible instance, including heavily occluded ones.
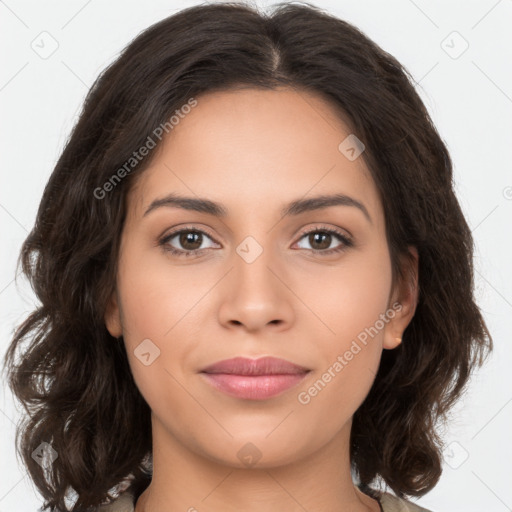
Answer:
[104,289,123,338]
[383,246,419,350]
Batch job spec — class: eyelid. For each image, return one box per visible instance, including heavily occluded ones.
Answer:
[295,223,352,242]
[160,224,219,242]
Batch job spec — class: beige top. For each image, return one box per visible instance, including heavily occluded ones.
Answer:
[98,488,434,512]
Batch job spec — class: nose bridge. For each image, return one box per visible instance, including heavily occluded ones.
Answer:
[217,232,294,330]
[233,233,280,297]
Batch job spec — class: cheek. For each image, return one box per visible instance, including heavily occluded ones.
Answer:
[295,267,391,436]
[117,242,208,341]
[300,246,391,405]
[116,244,210,398]
[310,246,392,346]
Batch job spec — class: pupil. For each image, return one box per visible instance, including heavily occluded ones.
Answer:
[311,232,330,250]
[181,232,201,250]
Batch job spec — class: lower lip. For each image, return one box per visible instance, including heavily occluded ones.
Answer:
[200,372,309,400]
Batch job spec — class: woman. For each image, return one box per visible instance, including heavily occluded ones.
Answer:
[3,2,492,511]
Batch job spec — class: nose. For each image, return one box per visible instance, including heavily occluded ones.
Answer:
[217,244,295,333]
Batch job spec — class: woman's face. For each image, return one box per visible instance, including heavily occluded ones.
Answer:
[105,87,417,468]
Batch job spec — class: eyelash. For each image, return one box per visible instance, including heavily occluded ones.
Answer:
[158,224,353,258]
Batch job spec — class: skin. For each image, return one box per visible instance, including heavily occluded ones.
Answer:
[105,87,419,512]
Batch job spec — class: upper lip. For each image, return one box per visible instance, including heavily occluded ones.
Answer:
[200,356,310,376]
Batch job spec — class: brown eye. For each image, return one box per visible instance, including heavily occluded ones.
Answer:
[295,226,353,255]
[159,228,219,257]
[308,232,332,250]
[178,231,203,251]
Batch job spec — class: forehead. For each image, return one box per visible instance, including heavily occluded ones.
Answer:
[126,87,383,227]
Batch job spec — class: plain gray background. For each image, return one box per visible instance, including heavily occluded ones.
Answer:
[1,1,511,511]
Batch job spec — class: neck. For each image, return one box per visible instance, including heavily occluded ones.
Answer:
[134,415,380,512]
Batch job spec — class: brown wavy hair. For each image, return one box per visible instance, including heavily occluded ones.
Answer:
[2,1,493,510]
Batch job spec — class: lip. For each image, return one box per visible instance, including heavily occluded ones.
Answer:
[200,356,311,400]
[200,356,310,375]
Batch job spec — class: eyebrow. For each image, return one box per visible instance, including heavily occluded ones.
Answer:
[143,192,372,224]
